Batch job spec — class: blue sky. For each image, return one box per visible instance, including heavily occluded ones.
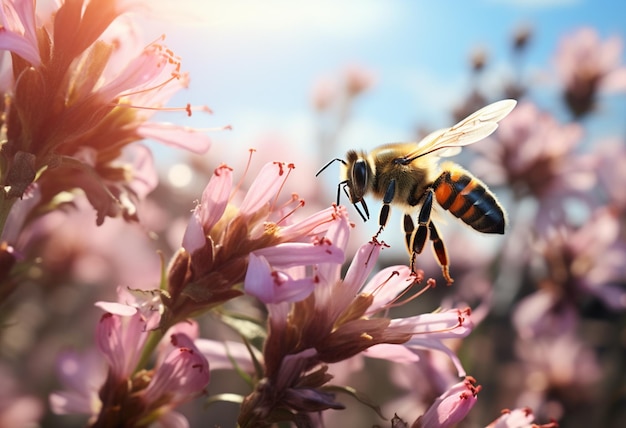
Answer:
[144,0,626,169]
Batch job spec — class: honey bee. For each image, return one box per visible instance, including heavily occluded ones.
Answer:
[317,99,516,284]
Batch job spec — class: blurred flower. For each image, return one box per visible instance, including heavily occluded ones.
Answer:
[49,349,107,419]
[486,407,558,428]
[470,46,488,73]
[163,161,346,329]
[0,0,213,230]
[513,333,600,421]
[344,64,376,97]
[238,216,475,426]
[0,363,44,427]
[472,101,595,231]
[51,299,209,427]
[525,207,626,314]
[14,196,162,291]
[554,27,626,117]
[381,349,461,424]
[311,64,375,112]
[596,139,626,214]
[413,377,480,428]
[512,24,533,52]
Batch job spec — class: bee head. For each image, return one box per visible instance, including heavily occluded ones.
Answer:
[344,150,370,221]
[315,151,370,222]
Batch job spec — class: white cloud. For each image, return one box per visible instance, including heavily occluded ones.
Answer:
[148,0,398,39]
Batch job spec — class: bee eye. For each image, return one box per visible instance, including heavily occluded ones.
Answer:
[352,159,368,197]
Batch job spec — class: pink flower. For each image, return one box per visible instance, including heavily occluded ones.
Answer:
[413,377,480,428]
[596,140,626,213]
[49,349,107,419]
[52,300,209,427]
[164,161,347,328]
[142,333,210,411]
[0,0,40,66]
[95,304,149,379]
[472,101,595,231]
[487,407,559,428]
[0,0,214,227]
[238,215,475,426]
[554,27,626,117]
[533,207,626,312]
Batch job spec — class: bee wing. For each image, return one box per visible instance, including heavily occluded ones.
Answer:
[406,99,517,160]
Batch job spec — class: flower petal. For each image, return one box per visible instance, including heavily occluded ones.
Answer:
[137,122,212,154]
[238,162,286,215]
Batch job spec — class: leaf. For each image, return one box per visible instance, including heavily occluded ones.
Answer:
[218,311,267,344]
[322,384,386,420]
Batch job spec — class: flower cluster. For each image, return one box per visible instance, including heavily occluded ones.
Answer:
[50,289,210,426]
[239,215,474,426]
[0,0,212,231]
[7,1,625,427]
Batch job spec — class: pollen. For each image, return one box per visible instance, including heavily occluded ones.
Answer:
[264,222,281,237]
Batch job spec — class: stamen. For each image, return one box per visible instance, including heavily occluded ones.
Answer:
[230,149,256,203]
[382,276,434,310]
[112,101,212,117]
[275,198,305,226]
[269,162,295,212]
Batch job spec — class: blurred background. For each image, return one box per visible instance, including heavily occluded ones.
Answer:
[3,0,626,427]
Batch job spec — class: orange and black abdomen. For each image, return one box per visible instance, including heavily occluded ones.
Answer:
[432,164,505,234]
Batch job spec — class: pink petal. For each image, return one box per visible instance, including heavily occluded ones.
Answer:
[390,310,473,338]
[254,241,344,268]
[238,162,287,215]
[94,301,137,316]
[194,339,258,372]
[417,379,479,428]
[244,253,316,304]
[363,265,414,314]
[143,335,210,403]
[137,122,212,154]
[363,344,420,364]
[182,212,206,253]
[198,164,233,231]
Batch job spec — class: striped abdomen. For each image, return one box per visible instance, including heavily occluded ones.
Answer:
[432,163,505,234]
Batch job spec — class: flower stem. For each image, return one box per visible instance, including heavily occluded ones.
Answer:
[134,328,165,373]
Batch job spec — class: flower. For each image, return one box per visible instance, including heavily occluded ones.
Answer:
[51,298,209,427]
[529,207,626,314]
[413,377,480,428]
[0,0,213,227]
[472,101,595,231]
[141,332,210,419]
[49,349,107,420]
[486,407,559,428]
[238,213,475,426]
[554,27,626,117]
[596,140,626,214]
[162,161,347,329]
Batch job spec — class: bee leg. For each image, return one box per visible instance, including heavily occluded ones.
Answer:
[413,188,434,251]
[407,188,434,273]
[403,214,415,253]
[375,178,396,239]
[428,222,454,285]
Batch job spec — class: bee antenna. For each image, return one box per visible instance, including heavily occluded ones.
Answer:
[316,158,346,177]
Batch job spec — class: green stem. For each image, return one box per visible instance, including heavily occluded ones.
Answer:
[134,328,165,374]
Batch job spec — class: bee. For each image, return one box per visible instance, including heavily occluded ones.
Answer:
[317,99,516,284]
